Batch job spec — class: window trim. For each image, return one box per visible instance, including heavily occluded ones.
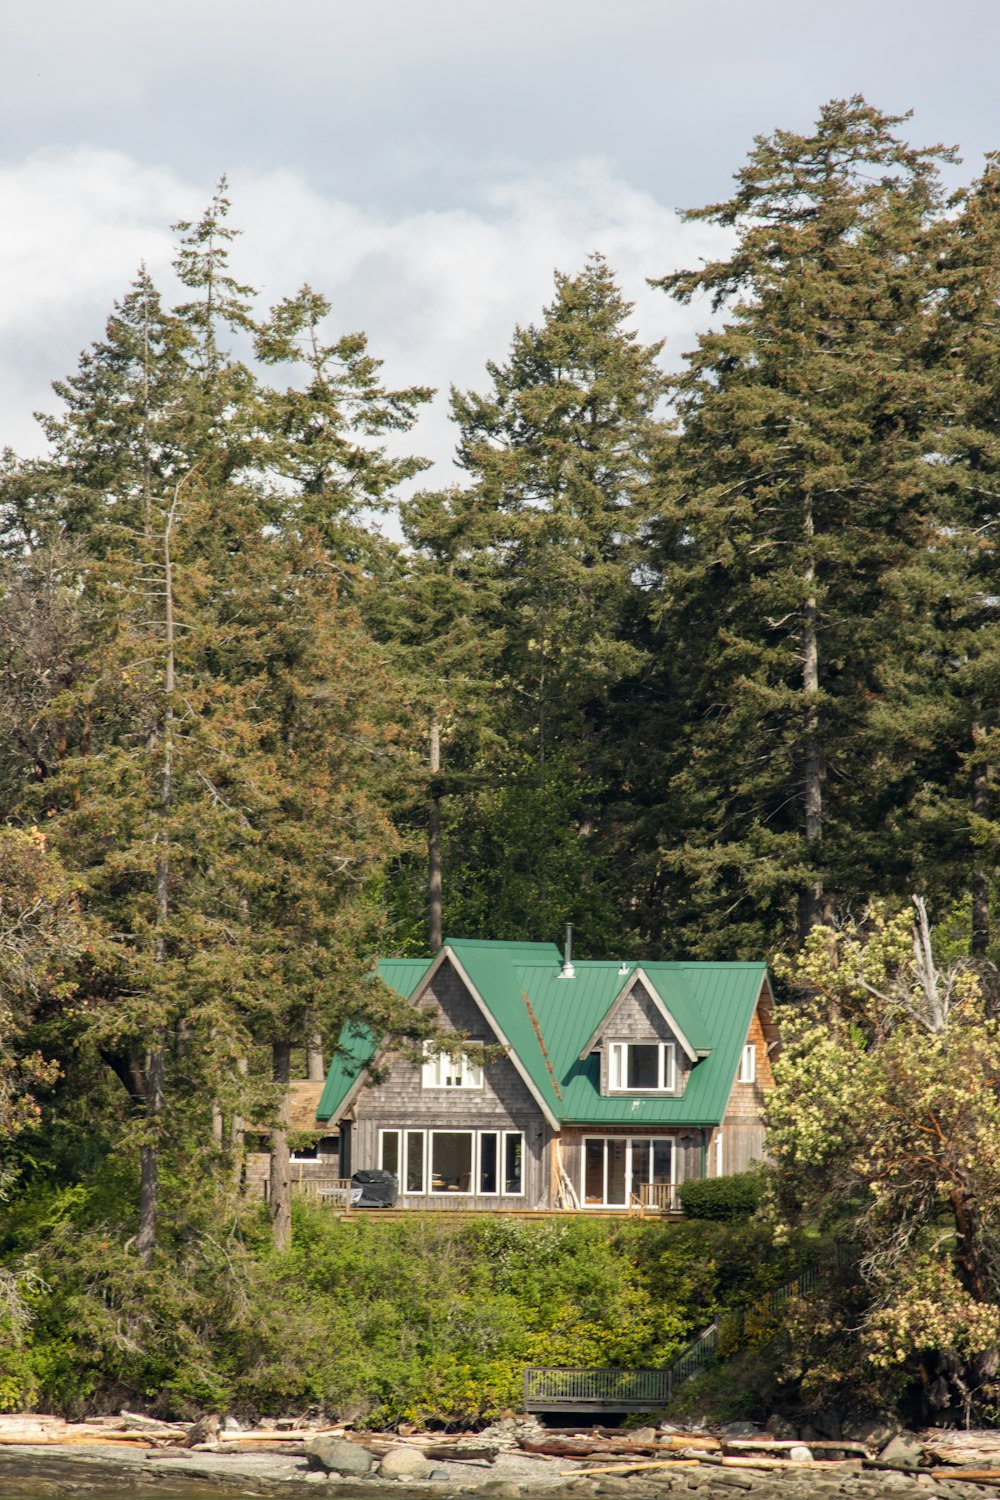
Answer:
[607,1040,676,1093]
[420,1041,485,1090]
[379,1127,524,1197]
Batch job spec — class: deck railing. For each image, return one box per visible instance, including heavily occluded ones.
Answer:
[636,1183,682,1215]
[293,1175,353,1209]
[524,1253,837,1413]
[523,1366,674,1413]
[258,1175,354,1210]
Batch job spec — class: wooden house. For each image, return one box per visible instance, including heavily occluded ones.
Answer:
[315,938,777,1211]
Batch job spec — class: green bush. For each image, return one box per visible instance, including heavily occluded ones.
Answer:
[0,1173,804,1423]
[678,1170,764,1221]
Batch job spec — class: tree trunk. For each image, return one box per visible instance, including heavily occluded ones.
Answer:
[799,498,830,941]
[230,1055,247,1184]
[306,1028,325,1082]
[135,1041,165,1269]
[428,715,442,952]
[971,718,990,955]
[950,1184,989,1304]
[138,484,181,1265]
[269,1040,292,1251]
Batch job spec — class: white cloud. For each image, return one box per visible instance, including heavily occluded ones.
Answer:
[0,147,729,484]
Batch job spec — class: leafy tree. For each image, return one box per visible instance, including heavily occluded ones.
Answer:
[649,98,955,955]
[767,901,1000,1419]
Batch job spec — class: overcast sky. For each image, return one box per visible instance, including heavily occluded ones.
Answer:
[3,0,999,482]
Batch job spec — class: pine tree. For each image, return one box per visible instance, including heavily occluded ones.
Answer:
[397,256,668,947]
[647,98,955,954]
[914,159,1000,955]
[0,194,428,1255]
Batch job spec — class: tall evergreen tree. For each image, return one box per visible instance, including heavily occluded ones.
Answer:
[0,193,427,1255]
[398,256,668,949]
[646,98,955,955]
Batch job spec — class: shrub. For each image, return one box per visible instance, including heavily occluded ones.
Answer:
[678,1170,763,1221]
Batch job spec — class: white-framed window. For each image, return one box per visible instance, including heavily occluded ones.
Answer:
[738,1042,756,1084]
[608,1040,676,1093]
[582,1136,673,1208]
[378,1127,523,1195]
[379,1128,427,1192]
[421,1041,484,1089]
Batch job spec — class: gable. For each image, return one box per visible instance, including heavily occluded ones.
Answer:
[317,942,771,1133]
[577,971,701,1063]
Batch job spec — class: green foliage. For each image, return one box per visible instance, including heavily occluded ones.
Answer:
[677,1171,764,1222]
[767,904,1000,1420]
[0,1193,801,1424]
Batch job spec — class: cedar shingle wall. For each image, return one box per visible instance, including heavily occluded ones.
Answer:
[719,1000,773,1173]
[596,981,690,1095]
[351,958,551,1206]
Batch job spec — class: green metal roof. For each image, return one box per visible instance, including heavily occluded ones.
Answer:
[315,959,432,1121]
[318,941,768,1129]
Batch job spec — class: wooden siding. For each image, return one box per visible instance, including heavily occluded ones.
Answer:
[719,996,773,1175]
[595,981,691,1096]
[350,958,552,1207]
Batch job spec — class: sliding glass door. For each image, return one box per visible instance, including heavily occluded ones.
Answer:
[582,1136,673,1207]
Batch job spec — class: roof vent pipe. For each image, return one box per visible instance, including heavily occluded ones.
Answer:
[559,922,575,979]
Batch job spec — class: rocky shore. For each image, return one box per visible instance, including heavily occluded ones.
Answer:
[1,1417,1000,1500]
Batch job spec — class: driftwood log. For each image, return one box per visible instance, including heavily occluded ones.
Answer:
[523,1435,719,1459]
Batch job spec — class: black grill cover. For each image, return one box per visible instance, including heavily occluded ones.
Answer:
[351,1169,398,1207]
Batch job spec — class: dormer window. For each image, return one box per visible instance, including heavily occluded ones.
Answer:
[421,1042,484,1089]
[609,1041,676,1093]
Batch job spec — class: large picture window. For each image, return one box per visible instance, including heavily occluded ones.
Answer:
[379,1128,523,1196]
[608,1041,676,1092]
[421,1042,484,1089]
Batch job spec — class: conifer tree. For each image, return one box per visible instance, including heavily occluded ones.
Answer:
[648,98,955,954]
[913,159,1000,955]
[0,192,427,1255]
[398,256,667,947]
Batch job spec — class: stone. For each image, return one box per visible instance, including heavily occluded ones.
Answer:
[471,1484,519,1498]
[182,1414,221,1448]
[842,1416,899,1449]
[596,1480,634,1496]
[630,1427,659,1444]
[764,1414,797,1440]
[879,1433,925,1469]
[305,1436,374,1477]
[788,1445,813,1463]
[430,1469,452,1483]
[720,1422,762,1438]
[810,1410,842,1440]
[378,1445,433,1481]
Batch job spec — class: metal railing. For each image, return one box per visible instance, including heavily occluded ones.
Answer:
[524,1253,836,1412]
[524,1366,674,1413]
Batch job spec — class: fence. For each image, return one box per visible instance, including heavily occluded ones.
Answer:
[524,1251,838,1413]
[523,1366,674,1413]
